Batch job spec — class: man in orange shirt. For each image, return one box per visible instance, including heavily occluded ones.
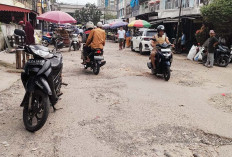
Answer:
[84,22,106,63]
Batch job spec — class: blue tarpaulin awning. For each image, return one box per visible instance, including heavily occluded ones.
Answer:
[130,0,139,8]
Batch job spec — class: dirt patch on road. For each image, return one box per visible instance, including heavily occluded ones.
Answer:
[79,117,232,157]
[172,70,207,87]
[209,93,232,113]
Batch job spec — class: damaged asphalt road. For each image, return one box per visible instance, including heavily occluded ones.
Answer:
[0,41,232,157]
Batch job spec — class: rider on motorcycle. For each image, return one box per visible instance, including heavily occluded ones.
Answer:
[84,22,106,63]
[81,22,94,63]
[82,21,94,43]
[150,25,171,69]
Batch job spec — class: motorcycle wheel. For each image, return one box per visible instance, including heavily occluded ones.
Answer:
[164,67,171,81]
[93,62,100,75]
[217,55,229,67]
[23,90,50,132]
[73,44,77,51]
[77,43,80,50]
[42,40,49,47]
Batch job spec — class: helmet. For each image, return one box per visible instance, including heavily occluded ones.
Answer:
[157,25,165,32]
[18,21,24,25]
[86,21,94,29]
[97,22,103,28]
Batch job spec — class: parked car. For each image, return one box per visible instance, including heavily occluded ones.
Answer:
[131,28,157,55]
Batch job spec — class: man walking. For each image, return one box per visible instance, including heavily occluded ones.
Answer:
[117,26,125,50]
[205,30,218,68]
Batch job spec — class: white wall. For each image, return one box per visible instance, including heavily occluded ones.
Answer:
[0,23,22,51]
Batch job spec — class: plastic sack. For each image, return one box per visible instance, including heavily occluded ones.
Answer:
[187,45,197,60]
[194,51,202,61]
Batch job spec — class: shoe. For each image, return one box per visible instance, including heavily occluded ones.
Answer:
[101,61,106,66]
[208,66,213,68]
[147,62,152,69]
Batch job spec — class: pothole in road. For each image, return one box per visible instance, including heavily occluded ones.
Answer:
[177,80,203,87]
[86,121,232,156]
[209,93,232,113]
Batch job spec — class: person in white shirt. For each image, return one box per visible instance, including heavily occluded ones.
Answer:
[117,27,126,50]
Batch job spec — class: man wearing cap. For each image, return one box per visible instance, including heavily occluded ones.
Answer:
[205,30,218,68]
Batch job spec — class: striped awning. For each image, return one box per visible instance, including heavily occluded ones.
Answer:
[0,4,30,13]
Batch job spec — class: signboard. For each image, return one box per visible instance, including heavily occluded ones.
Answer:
[37,3,47,8]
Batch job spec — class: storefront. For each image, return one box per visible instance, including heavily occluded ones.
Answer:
[150,14,203,50]
[0,4,37,27]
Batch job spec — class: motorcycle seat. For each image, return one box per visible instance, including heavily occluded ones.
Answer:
[30,45,50,52]
[221,46,229,50]
[50,53,62,70]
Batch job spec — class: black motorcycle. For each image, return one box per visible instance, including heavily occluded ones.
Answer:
[202,44,231,67]
[147,43,173,81]
[15,29,63,132]
[83,45,106,75]
[54,35,64,51]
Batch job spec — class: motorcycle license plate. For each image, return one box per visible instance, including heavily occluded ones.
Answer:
[94,56,104,60]
[161,49,171,52]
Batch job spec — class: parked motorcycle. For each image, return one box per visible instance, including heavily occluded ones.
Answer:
[147,43,173,81]
[229,46,232,63]
[54,35,64,51]
[42,32,56,47]
[69,34,80,51]
[202,44,231,67]
[15,29,64,132]
[83,44,106,75]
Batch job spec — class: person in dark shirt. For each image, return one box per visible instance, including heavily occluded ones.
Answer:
[205,30,218,68]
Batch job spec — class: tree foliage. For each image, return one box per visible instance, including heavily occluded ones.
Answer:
[74,3,102,25]
[104,13,117,20]
[200,0,232,37]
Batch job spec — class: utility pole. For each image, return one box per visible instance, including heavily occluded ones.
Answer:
[104,7,106,24]
[176,0,182,52]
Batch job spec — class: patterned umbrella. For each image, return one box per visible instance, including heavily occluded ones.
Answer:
[128,20,151,28]
[110,21,128,29]
[103,24,110,29]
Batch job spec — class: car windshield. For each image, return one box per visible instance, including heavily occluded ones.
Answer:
[146,31,156,37]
